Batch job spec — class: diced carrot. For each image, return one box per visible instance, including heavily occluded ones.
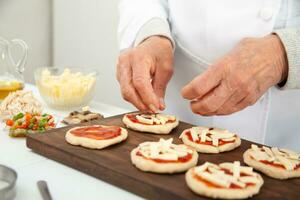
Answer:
[16,125,26,129]
[6,119,14,126]
[25,113,32,121]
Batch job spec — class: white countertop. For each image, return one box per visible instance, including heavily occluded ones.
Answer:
[0,84,142,200]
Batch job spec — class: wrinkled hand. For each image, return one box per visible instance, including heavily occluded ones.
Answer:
[116,36,174,112]
[182,34,288,116]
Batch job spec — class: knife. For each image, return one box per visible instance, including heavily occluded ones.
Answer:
[37,180,53,200]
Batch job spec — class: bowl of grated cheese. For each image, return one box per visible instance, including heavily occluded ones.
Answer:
[34,67,98,110]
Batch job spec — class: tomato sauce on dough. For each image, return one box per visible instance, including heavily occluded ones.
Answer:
[186,131,235,146]
[259,160,300,170]
[194,168,255,189]
[136,151,193,163]
[70,125,121,140]
[127,114,175,125]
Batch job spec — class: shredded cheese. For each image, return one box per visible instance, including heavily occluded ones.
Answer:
[135,113,176,125]
[137,138,193,161]
[183,126,236,146]
[136,115,154,125]
[193,162,260,189]
[250,144,300,171]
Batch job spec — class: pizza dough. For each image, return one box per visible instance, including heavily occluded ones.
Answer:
[180,126,241,153]
[131,138,198,174]
[123,113,179,134]
[243,144,300,179]
[186,161,263,199]
[65,125,128,149]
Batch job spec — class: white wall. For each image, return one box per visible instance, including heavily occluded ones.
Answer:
[0,0,52,83]
[53,0,132,110]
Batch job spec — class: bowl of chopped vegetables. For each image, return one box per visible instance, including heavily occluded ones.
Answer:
[5,112,56,137]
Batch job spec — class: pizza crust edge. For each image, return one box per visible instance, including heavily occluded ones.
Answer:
[65,126,128,149]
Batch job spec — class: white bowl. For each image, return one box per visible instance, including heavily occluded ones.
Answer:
[34,67,98,110]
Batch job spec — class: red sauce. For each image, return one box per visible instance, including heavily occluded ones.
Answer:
[259,160,285,169]
[258,159,300,170]
[185,131,235,146]
[136,151,193,163]
[221,168,249,177]
[193,168,255,189]
[127,114,175,125]
[70,125,121,140]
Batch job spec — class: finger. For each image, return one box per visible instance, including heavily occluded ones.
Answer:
[215,89,247,115]
[120,84,148,111]
[132,56,160,112]
[181,66,223,100]
[117,60,148,111]
[190,81,235,116]
[152,62,173,110]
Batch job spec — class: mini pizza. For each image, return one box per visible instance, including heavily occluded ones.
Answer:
[186,161,263,199]
[243,144,300,179]
[122,113,179,134]
[65,125,127,149]
[131,138,198,174]
[180,126,241,153]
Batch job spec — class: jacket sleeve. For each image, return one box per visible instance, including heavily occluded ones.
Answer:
[118,0,174,51]
[274,28,300,89]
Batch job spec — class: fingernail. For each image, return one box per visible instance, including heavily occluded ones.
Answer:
[159,98,165,110]
[149,104,158,113]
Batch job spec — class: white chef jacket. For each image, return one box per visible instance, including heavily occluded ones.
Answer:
[118,0,300,151]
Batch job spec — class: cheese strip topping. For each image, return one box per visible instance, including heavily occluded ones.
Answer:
[193,161,260,189]
[137,138,193,161]
[180,126,236,146]
[135,113,176,125]
[249,144,300,171]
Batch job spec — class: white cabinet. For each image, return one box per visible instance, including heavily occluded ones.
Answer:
[52,0,130,109]
[0,0,52,83]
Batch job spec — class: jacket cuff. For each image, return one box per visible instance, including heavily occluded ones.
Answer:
[274,28,300,89]
[134,18,175,50]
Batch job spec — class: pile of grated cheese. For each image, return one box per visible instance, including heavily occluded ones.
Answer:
[180,127,236,146]
[249,144,300,171]
[137,138,193,161]
[37,68,96,106]
[193,161,260,188]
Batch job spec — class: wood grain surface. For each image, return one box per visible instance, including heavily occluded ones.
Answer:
[26,113,300,199]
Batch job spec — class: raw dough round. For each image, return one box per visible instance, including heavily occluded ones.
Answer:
[65,125,128,149]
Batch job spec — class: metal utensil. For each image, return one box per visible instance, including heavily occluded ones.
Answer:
[0,165,17,200]
[37,180,52,200]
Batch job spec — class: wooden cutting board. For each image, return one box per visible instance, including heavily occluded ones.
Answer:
[26,113,300,199]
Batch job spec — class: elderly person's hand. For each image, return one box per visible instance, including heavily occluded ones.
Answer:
[116,36,174,113]
[181,34,288,116]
